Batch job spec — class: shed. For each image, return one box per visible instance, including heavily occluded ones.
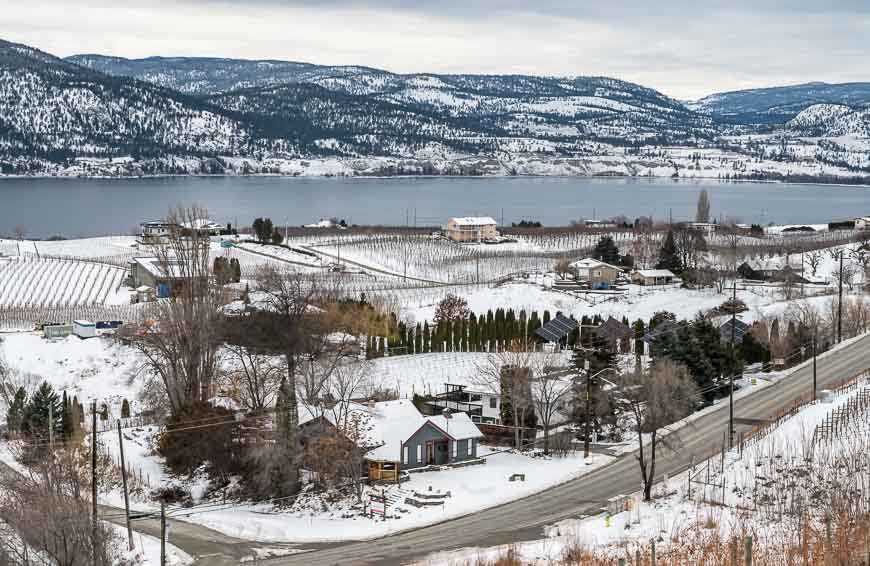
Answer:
[44,324,73,339]
[632,269,677,286]
[73,320,96,339]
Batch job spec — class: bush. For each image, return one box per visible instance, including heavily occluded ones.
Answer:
[158,403,240,477]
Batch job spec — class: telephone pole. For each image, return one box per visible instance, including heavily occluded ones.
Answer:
[837,251,844,343]
[91,400,98,566]
[729,279,737,448]
[118,421,133,551]
[160,503,167,566]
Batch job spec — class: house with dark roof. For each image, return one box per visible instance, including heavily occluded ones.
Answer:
[596,317,635,354]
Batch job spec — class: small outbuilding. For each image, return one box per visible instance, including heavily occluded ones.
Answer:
[44,324,73,339]
[73,320,96,339]
[632,269,677,286]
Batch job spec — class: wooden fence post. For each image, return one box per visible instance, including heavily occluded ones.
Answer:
[745,535,753,566]
[651,539,656,566]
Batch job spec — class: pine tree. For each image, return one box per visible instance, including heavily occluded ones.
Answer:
[656,230,683,273]
[423,322,431,353]
[593,235,621,265]
[24,382,62,440]
[121,398,131,419]
[271,228,284,245]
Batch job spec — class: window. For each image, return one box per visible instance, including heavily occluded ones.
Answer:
[452,442,457,459]
[467,440,473,456]
[593,270,601,277]
[416,445,422,463]
[403,446,409,465]
[489,397,498,409]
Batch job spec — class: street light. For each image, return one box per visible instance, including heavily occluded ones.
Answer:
[583,363,619,459]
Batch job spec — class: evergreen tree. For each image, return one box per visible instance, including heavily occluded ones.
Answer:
[100,403,109,421]
[60,391,73,439]
[121,398,131,419]
[24,382,62,439]
[593,235,621,265]
[271,228,284,245]
[6,387,27,434]
[423,322,431,353]
[230,258,242,282]
[252,218,264,242]
[656,230,683,273]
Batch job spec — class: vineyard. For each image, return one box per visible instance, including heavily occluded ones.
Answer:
[0,256,128,308]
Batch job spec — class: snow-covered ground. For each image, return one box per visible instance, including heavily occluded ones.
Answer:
[145,446,610,543]
[420,372,870,565]
[0,333,144,420]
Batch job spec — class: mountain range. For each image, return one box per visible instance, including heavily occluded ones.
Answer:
[2,38,870,178]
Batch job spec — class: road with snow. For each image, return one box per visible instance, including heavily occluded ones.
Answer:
[261,333,870,566]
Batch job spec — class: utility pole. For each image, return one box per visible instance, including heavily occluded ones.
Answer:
[118,421,133,551]
[160,503,167,566]
[729,278,737,448]
[812,334,818,402]
[584,359,591,459]
[91,400,98,566]
[837,251,844,343]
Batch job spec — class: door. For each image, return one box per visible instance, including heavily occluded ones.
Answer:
[425,441,435,465]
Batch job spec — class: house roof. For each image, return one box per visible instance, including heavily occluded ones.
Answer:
[427,412,484,441]
[571,258,623,271]
[634,269,676,279]
[596,317,634,341]
[534,312,579,343]
[449,217,497,226]
[720,318,750,343]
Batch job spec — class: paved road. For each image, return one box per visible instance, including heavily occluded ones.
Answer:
[259,334,870,566]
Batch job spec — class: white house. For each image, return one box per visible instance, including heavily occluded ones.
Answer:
[855,217,870,230]
[444,217,499,242]
[570,258,624,286]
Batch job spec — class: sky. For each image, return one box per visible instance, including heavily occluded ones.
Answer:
[1,0,868,100]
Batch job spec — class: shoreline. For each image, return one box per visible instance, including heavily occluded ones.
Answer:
[1,172,869,188]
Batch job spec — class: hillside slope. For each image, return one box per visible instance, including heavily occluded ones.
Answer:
[691,82,870,125]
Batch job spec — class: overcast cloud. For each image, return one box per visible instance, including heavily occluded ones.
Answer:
[1,0,868,99]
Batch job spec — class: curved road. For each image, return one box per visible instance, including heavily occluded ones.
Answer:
[261,334,870,566]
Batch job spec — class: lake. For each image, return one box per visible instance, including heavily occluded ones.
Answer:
[0,176,868,238]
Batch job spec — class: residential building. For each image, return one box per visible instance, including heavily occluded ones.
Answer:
[570,258,623,288]
[444,217,499,242]
[139,221,173,241]
[719,318,750,345]
[424,383,502,424]
[364,399,484,481]
[130,256,204,298]
[855,216,870,230]
[595,317,634,354]
[632,269,677,286]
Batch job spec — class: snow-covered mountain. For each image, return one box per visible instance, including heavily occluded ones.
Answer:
[68,53,717,147]
[0,39,281,165]
[787,104,870,137]
[690,82,870,125]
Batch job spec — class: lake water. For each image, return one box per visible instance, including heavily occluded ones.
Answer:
[0,176,868,238]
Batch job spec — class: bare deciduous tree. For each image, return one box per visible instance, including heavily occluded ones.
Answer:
[605,359,698,500]
[530,366,574,455]
[0,447,124,566]
[120,205,223,415]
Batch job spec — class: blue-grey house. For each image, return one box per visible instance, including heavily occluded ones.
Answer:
[360,399,484,482]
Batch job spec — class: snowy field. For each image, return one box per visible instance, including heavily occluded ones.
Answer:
[0,256,129,308]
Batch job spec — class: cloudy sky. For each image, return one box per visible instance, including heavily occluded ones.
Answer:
[1,0,868,99]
